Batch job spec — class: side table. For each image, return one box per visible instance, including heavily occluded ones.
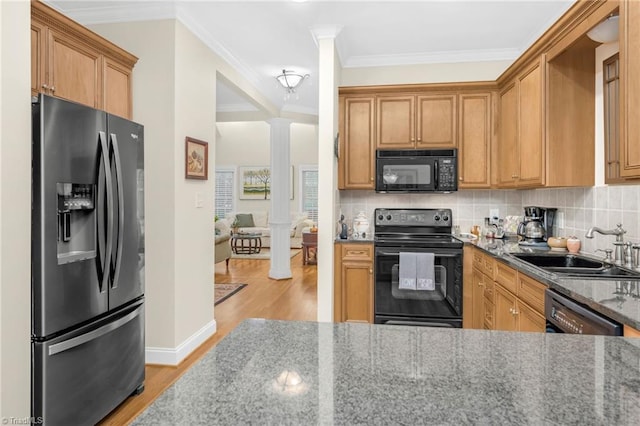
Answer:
[302,231,317,265]
[231,233,262,254]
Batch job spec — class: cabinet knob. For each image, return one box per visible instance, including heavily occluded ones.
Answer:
[50,86,55,93]
[369,269,373,274]
[478,281,485,287]
[42,84,48,89]
[459,177,464,181]
[511,174,519,179]
[411,138,415,142]
[417,138,422,142]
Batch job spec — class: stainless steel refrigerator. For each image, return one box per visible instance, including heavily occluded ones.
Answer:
[31,94,145,425]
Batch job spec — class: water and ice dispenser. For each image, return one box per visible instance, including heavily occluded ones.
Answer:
[56,183,96,264]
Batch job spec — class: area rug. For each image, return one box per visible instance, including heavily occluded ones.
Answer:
[231,248,301,260]
[214,283,247,305]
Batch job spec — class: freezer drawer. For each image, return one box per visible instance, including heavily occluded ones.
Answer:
[32,301,144,426]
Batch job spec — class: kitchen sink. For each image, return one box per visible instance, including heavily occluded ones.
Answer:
[509,252,640,279]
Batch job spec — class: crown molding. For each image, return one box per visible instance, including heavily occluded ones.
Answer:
[216,103,260,113]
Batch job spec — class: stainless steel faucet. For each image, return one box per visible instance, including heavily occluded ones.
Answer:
[585,223,627,265]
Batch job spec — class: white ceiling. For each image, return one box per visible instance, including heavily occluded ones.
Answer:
[47,0,575,117]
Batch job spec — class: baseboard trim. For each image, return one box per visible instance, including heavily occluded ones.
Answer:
[145,319,217,366]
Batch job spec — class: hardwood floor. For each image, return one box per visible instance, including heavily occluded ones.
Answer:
[99,253,318,425]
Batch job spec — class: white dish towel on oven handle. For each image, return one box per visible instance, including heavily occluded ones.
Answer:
[416,252,436,291]
[398,252,417,290]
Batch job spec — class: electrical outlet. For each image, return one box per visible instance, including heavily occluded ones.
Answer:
[490,209,499,220]
[195,192,204,208]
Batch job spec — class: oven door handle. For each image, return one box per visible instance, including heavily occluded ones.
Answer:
[376,251,460,258]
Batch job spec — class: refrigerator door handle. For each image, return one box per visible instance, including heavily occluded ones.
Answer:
[47,304,142,356]
[99,131,114,292]
[109,133,125,289]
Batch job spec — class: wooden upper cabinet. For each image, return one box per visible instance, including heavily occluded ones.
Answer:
[497,82,518,187]
[517,59,545,187]
[496,58,545,188]
[377,94,457,149]
[31,20,46,97]
[104,57,133,118]
[416,94,457,148]
[338,96,376,190]
[48,28,102,108]
[620,0,640,178]
[458,92,492,188]
[31,1,137,118]
[377,95,415,148]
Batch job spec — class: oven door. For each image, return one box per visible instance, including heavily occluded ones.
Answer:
[376,155,436,192]
[374,245,462,327]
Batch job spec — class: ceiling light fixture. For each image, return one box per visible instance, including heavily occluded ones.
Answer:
[587,15,619,43]
[276,69,309,100]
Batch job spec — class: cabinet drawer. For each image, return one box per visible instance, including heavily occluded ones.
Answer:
[472,249,484,269]
[472,249,495,278]
[494,261,517,294]
[341,244,373,261]
[517,273,547,314]
[482,256,495,278]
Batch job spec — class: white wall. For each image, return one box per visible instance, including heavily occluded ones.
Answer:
[0,0,31,418]
[91,19,179,351]
[215,121,318,214]
[340,60,512,86]
[90,17,279,362]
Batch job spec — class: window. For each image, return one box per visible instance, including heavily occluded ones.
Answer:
[215,168,235,219]
[299,166,318,223]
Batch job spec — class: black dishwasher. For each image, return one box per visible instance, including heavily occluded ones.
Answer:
[545,289,622,336]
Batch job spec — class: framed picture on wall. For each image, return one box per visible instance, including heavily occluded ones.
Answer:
[185,137,208,180]
[238,166,294,200]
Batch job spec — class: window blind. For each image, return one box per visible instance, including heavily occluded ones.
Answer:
[215,170,234,219]
[301,169,318,223]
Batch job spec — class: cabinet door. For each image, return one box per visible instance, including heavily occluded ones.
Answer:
[31,21,47,97]
[517,60,545,186]
[497,82,518,187]
[459,93,491,188]
[517,301,545,333]
[416,94,457,148]
[471,268,486,329]
[340,260,373,323]
[494,284,518,331]
[339,96,376,189]
[104,57,132,119]
[376,95,415,148]
[620,0,640,177]
[48,28,102,108]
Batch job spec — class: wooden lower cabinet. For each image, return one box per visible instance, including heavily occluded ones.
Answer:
[494,280,546,333]
[334,243,374,323]
[494,284,519,331]
[465,247,546,332]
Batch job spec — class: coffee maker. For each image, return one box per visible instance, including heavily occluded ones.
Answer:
[517,206,557,246]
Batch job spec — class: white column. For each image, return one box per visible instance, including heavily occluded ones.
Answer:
[312,25,342,322]
[268,118,293,279]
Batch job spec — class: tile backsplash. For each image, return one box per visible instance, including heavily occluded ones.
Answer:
[339,185,640,255]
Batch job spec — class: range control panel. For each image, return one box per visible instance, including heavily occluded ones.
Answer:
[375,208,453,227]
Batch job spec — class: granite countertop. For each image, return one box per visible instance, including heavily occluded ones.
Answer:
[469,237,640,330]
[133,319,640,425]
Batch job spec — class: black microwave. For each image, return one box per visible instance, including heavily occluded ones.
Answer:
[375,149,458,193]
